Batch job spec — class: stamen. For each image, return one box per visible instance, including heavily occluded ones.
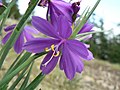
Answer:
[42,51,55,67]
[51,44,55,51]
[53,51,60,57]
[42,43,61,67]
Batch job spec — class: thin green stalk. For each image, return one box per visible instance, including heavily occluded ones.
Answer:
[70,0,101,38]
[3,52,31,78]
[6,53,23,72]
[0,52,47,86]
[76,31,105,38]
[2,55,33,90]
[75,6,90,28]
[8,67,28,90]
[19,61,34,90]
[0,0,39,68]
[70,8,90,39]
[25,72,45,90]
[0,0,16,21]
[0,8,10,35]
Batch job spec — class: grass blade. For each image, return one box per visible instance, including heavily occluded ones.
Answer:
[25,72,45,90]
[8,68,28,90]
[0,0,16,21]
[3,52,31,78]
[19,61,34,90]
[0,52,47,86]
[71,0,101,38]
[76,31,105,38]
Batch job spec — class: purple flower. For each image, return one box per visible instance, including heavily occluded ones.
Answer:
[2,24,39,54]
[38,0,80,23]
[78,22,94,40]
[23,16,94,80]
[72,1,81,22]
[79,23,94,34]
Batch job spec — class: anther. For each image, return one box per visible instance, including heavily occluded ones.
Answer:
[51,44,55,51]
[53,51,60,57]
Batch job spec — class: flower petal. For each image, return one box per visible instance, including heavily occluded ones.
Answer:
[23,38,60,53]
[23,30,34,41]
[2,31,12,44]
[66,40,90,60]
[0,2,3,7]
[57,15,72,39]
[76,59,84,73]
[40,51,59,74]
[50,0,73,22]
[49,3,58,30]
[78,23,94,34]
[86,50,94,60]
[61,43,76,80]
[14,33,24,54]
[59,55,64,70]
[83,34,92,41]
[24,26,39,34]
[32,16,60,39]
[4,24,16,32]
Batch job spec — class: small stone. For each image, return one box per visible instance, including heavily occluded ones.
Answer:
[109,85,114,90]
[84,76,95,82]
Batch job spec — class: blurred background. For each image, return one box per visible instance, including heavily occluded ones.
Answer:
[0,0,120,90]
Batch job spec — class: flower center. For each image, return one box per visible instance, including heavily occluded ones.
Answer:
[42,39,66,67]
[42,44,60,67]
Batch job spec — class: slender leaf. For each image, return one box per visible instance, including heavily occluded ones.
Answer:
[8,68,28,90]
[3,52,31,78]
[0,84,8,90]
[75,6,90,28]
[0,52,47,86]
[25,72,45,90]
[71,0,101,38]
[0,0,16,21]
[19,61,34,90]
[70,8,90,38]
[0,8,10,35]
[76,31,105,38]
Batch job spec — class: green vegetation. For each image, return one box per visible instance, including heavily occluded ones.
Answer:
[90,14,120,64]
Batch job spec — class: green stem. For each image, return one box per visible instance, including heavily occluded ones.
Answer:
[19,61,34,90]
[0,0,16,21]
[8,67,28,90]
[25,72,45,90]
[0,8,10,34]
[76,31,105,38]
[0,9,10,35]
[70,0,101,39]
[0,52,47,86]
[3,52,31,78]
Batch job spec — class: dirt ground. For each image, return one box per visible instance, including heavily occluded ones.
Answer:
[37,59,120,90]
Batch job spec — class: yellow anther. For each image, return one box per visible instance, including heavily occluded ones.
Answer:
[45,47,49,52]
[53,51,60,57]
[51,44,55,51]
